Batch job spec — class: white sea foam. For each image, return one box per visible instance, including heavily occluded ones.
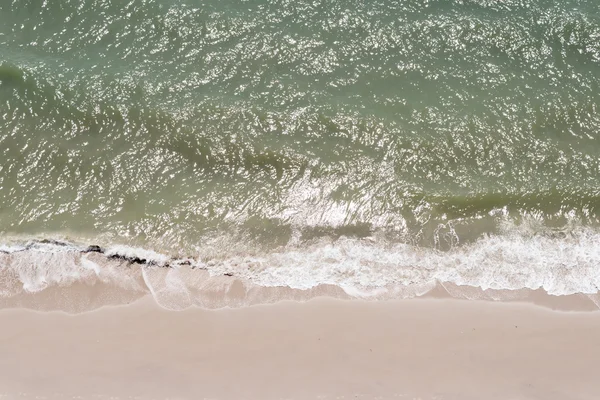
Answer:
[0,222,599,307]
[0,244,27,253]
[197,230,600,296]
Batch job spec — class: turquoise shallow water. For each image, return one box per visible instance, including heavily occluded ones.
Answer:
[1,0,600,258]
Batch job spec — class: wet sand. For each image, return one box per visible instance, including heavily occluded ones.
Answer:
[1,296,600,400]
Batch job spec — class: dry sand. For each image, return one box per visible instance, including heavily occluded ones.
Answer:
[1,296,600,400]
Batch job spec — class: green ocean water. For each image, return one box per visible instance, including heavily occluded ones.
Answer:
[1,0,600,254]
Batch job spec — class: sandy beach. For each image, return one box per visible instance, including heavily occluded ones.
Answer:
[1,296,599,400]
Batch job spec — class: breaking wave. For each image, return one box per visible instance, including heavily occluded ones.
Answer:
[1,220,599,312]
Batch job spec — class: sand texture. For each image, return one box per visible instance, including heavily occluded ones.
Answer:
[1,296,599,400]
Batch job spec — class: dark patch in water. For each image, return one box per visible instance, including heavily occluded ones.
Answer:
[0,64,24,86]
[300,223,373,241]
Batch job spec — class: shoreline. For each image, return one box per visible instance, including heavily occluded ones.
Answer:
[3,230,600,310]
[1,277,600,313]
[1,296,599,400]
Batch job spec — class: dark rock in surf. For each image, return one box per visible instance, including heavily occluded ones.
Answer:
[108,254,147,265]
[106,253,172,268]
[84,245,104,253]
